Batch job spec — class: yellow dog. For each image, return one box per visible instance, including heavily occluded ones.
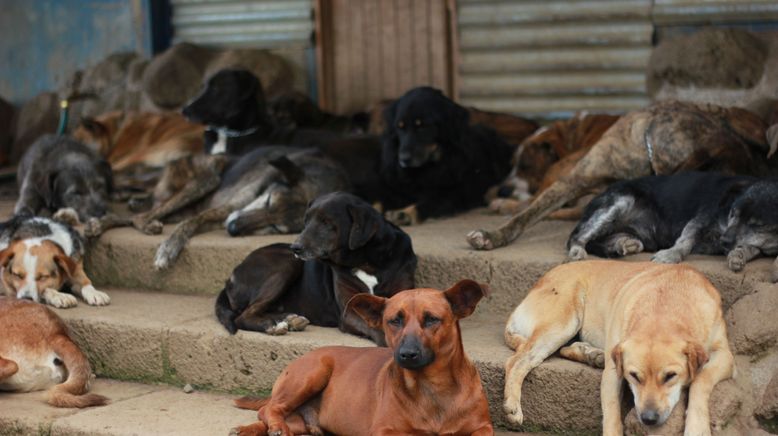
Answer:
[503,260,733,435]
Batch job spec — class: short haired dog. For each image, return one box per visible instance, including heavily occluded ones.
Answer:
[468,100,777,250]
[215,192,416,344]
[16,135,113,222]
[230,280,493,436]
[503,261,733,435]
[0,214,110,308]
[0,297,109,407]
[566,172,778,280]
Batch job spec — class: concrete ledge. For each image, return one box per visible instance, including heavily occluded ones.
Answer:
[84,210,775,317]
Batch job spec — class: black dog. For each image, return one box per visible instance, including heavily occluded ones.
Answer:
[16,135,112,221]
[567,172,778,277]
[379,87,515,224]
[215,192,417,344]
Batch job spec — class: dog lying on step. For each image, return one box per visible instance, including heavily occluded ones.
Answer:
[567,172,778,280]
[468,100,778,250]
[0,297,109,407]
[503,261,733,435]
[0,213,110,308]
[230,280,493,436]
[215,192,416,344]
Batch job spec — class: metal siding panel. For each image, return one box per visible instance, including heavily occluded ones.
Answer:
[654,0,778,24]
[171,0,313,49]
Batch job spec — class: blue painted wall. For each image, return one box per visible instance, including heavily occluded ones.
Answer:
[0,0,151,105]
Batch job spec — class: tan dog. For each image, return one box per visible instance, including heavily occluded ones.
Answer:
[503,261,733,435]
[0,297,108,407]
[230,280,493,436]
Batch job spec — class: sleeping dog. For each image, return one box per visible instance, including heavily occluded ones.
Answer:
[16,135,112,222]
[215,192,417,344]
[0,213,110,308]
[379,87,515,225]
[567,172,778,279]
[0,298,109,408]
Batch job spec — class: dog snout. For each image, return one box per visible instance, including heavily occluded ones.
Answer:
[394,335,433,369]
[639,409,660,426]
[398,150,414,168]
[289,243,304,257]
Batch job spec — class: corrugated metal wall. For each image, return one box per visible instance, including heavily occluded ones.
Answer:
[654,0,778,25]
[170,0,314,92]
[457,0,653,118]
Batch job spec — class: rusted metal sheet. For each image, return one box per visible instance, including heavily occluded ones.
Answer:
[171,0,313,48]
[654,0,778,25]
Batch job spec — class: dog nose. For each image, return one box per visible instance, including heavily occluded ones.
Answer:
[640,410,660,426]
[399,349,419,361]
[289,244,303,256]
[226,220,241,236]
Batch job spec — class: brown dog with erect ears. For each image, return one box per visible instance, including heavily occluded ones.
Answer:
[503,261,733,435]
[230,280,494,436]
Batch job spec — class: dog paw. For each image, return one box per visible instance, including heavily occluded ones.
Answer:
[44,289,78,309]
[385,206,418,226]
[503,399,524,426]
[284,314,310,332]
[143,220,164,235]
[568,245,587,261]
[727,250,746,272]
[53,208,81,226]
[652,249,682,264]
[80,285,111,306]
[265,321,289,336]
[618,237,644,256]
[153,243,177,271]
[84,218,103,238]
[467,230,495,250]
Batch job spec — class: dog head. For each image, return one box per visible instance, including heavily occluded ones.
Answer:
[289,192,387,264]
[612,338,708,427]
[720,179,778,255]
[181,69,268,132]
[46,159,112,221]
[382,87,469,169]
[0,239,76,302]
[347,280,487,370]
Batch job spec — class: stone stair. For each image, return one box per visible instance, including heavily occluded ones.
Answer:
[2,208,776,435]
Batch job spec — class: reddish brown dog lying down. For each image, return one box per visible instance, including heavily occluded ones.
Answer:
[231,280,494,436]
[0,298,108,408]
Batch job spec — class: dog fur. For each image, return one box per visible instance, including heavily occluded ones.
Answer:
[16,135,113,222]
[0,298,109,407]
[468,100,777,250]
[215,192,416,344]
[379,87,515,225]
[0,213,110,308]
[229,280,493,436]
[567,172,778,279]
[503,261,733,435]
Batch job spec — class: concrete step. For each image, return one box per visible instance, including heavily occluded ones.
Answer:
[0,379,539,436]
[84,210,775,317]
[47,289,603,433]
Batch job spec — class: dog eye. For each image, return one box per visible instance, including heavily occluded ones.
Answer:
[414,119,422,127]
[629,371,641,383]
[397,121,405,129]
[663,372,677,383]
[12,271,23,279]
[388,313,404,327]
[423,314,440,328]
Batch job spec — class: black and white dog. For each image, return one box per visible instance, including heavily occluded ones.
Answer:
[567,172,778,279]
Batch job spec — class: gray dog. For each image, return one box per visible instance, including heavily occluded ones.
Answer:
[16,135,112,221]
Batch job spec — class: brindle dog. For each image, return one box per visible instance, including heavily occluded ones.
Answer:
[467,100,778,250]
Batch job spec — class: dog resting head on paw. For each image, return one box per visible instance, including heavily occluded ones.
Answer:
[720,179,778,257]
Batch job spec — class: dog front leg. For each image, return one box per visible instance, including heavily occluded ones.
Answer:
[652,218,704,264]
[84,213,133,238]
[727,245,761,272]
[14,177,44,217]
[684,343,735,436]
[68,262,110,306]
[601,353,624,436]
[153,205,233,270]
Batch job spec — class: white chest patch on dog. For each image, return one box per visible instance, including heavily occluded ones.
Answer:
[353,269,378,295]
[211,130,228,155]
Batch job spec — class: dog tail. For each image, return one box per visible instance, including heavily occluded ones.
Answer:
[154,205,234,270]
[234,396,270,410]
[47,334,109,408]
[215,284,238,334]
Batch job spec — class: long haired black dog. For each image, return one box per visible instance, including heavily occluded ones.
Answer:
[567,172,778,278]
[215,192,417,344]
[379,87,515,225]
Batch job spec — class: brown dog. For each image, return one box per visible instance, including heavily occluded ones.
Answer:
[468,100,776,250]
[0,298,108,407]
[503,261,733,435]
[230,280,494,436]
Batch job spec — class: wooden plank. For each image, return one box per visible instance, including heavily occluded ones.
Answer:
[332,0,351,113]
[380,0,399,98]
[347,1,367,113]
[412,0,430,86]
[429,0,448,92]
[363,0,382,106]
[447,0,460,100]
[314,0,332,109]
[396,0,415,96]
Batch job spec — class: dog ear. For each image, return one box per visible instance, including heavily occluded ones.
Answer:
[610,343,624,376]
[269,156,304,186]
[53,254,78,279]
[684,342,709,381]
[444,279,489,319]
[348,204,379,250]
[0,247,15,268]
[346,293,386,329]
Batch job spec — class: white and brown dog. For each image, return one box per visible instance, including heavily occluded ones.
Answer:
[503,261,734,435]
[0,212,109,308]
[0,297,108,407]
